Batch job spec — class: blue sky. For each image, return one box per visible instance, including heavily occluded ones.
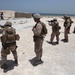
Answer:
[0,0,75,14]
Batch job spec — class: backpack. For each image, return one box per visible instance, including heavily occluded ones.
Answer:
[1,27,20,43]
[5,28,16,41]
[6,28,20,41]
[40,22,47,35]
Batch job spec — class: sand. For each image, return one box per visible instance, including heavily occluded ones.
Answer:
[0,16,75,75]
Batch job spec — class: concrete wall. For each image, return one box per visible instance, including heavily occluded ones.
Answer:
[0,10,15,18]
[15,12,32,18]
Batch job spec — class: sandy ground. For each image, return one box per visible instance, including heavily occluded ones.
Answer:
[0,16,75,75]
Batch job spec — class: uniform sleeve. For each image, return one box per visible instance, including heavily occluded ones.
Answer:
[13,28,16,34]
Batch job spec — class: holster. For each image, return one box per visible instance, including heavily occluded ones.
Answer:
[2,43,7,49]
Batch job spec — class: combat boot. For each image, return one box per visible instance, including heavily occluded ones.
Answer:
[64,39,68,42]
[1,64,8,69]
[56,41,59,44]
[33,59,43,66]
[49,41,53,44]
[14,59,18,64]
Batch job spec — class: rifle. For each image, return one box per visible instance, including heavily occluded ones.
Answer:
[47,20,54,23]
[47,20,54,26]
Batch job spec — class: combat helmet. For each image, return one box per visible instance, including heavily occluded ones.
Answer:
[4,21,12,27]
[32,13,42,19]
[53,18,57,21]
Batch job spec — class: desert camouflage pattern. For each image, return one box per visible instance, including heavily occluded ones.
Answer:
[1,26,18,66]
[64,17,73,42]
[32,22,44,60]
[50,20,61,43]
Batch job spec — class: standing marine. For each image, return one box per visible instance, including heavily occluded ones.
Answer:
[32,13,47,65]
[63,15,73,34]
[63,15,73,42]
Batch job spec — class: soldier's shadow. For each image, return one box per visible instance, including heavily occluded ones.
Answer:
[46,41,58,45]
[0,60,18,73]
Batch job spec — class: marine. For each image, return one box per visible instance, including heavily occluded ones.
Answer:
[48,19,61,44]
[63,15,73,42]
[0,21,20,69]
[32,13,47,65]
[63,15,73,34]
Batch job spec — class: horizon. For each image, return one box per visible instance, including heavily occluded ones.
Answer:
[1,10,75,16]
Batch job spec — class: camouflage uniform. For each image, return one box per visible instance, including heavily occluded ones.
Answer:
[0,21,19,69]
[32,22,44,61]
[49,19,61,44]
[32,14,47,65]
[63,17,73,42]
[67,17,73,33]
